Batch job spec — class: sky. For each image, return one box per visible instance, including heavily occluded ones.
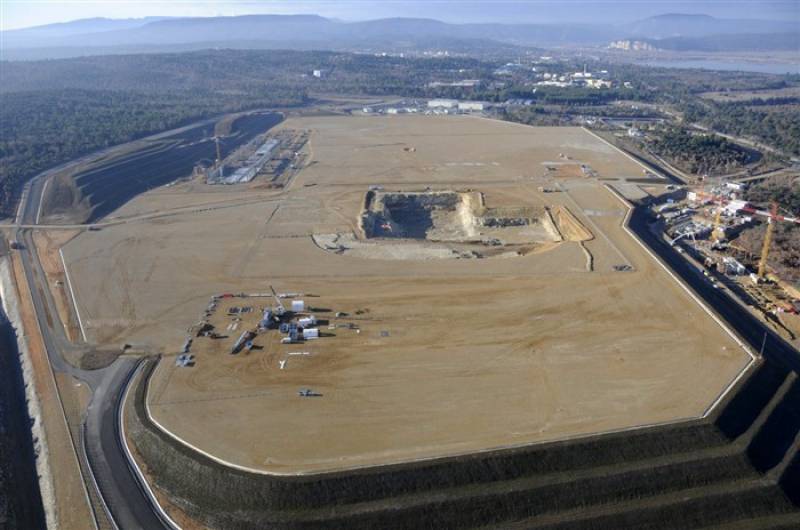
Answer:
[2,0,798,31]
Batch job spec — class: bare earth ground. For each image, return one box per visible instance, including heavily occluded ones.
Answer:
[32,229,81,342]
[62,116,750,474]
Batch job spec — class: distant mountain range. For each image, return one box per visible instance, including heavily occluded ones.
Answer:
[2,13,796,60]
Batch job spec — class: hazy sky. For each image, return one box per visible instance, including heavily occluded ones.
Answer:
[2,0,798,31]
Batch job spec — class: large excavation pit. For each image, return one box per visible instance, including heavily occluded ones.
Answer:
[363,191,471,240]
[313,189,572,260]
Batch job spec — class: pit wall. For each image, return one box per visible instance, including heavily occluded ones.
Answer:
[128,355,800,529]
[359,190,545,242]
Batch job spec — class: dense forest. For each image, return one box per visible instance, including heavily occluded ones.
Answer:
[0,50,489,216]
[648,127,751,175]
[683,101,800,157]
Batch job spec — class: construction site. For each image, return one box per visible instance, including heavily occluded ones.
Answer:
[205,128,309,187]
[655,182,800,348]
[46,114,755,477]
[313,188,590,260]
[24,112,800,528]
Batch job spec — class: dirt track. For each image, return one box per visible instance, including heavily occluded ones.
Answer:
[62,116,750,473]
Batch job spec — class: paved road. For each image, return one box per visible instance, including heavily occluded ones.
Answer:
[84,357,168,529]
[14,158,171,528]
[628,206,800,374]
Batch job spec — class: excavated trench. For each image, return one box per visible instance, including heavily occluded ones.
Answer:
[311,190,588,261]
[362,191,474,241]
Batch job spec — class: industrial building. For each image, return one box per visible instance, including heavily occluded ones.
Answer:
[427,99,458,109]
[457,101,487,112]
[207,138,280,185]
[722,256,747,276]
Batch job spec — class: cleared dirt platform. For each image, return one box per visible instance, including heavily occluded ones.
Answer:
[62,115,752,474]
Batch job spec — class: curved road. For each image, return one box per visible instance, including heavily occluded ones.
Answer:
[14,156,172,528]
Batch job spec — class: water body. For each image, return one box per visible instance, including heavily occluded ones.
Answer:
[640,59,799,75]
[0,304,47,528]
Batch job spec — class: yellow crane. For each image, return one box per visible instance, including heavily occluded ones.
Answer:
[712,206,725,241]
[757,202,778,280]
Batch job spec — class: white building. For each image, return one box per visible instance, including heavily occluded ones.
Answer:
[457,101,486,112]
[586,79,612,89]
[722,256,747,275]
[723,200,751,216]
[427,99,458,109]
[312,69,323,78]
[725,181,747,192]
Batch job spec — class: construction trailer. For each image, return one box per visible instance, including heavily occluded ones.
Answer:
[298,316,316,328]
[722,256,747,276]
[231,330,256,354]
[303,328,320,340]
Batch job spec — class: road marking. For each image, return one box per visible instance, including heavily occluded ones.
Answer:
[36,178,50,225]
[60,248,88,342]
[15,185,28,225]
[80,422,118,530]
[120,362,181,530]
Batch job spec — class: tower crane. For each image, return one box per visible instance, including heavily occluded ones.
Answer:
[755,201,800,280]
[689,190,799,280]
[214,136,222,168]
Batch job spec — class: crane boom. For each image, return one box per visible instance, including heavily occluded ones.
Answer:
[269,284,286,315]
[712,206,724,241]
[757,202,778,279]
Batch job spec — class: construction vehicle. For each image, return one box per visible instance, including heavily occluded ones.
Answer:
[691,191,799,280]
[270,284,286,316]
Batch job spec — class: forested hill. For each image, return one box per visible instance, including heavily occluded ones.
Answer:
[0,49,489,218]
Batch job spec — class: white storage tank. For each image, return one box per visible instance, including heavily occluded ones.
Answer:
[303,328,319,340]
[291,300,305,312]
